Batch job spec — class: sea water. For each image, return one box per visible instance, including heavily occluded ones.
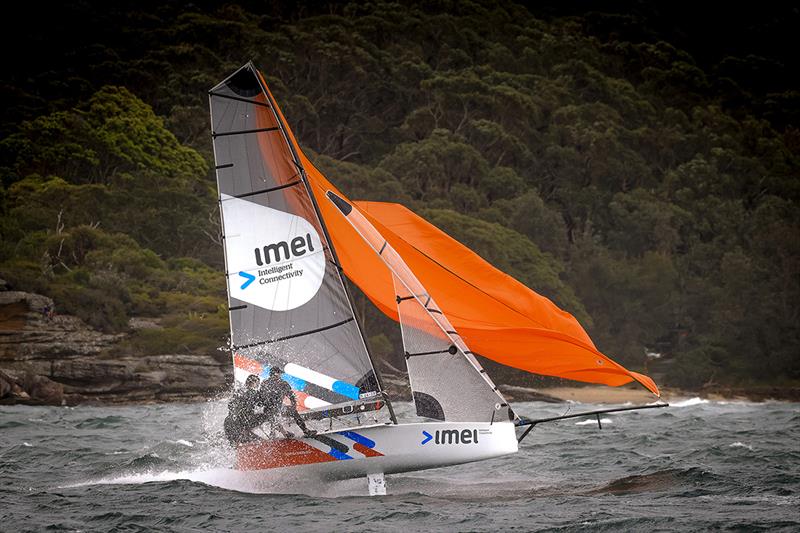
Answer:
[1,399,798,531]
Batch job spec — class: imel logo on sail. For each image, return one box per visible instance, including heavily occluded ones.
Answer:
[254,233,315,266]
[220,195,325,311]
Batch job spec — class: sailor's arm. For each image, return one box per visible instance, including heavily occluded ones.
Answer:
[285,382,299,410]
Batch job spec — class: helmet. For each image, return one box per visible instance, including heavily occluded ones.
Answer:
[245,374,260,388]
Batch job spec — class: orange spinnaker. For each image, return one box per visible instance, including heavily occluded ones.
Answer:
[257,71,660,397]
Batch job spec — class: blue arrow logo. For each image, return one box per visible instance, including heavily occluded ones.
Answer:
[239,271,255,290]
[421,430,432,445]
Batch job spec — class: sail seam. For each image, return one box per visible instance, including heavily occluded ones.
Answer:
[212,127,279,138]
[208,91,271,108]
[231,317,354,349]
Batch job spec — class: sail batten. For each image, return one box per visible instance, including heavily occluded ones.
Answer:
[212,126,280,138]
[230,317,355,349]
[229,180,303,199]
[208,91,271,108]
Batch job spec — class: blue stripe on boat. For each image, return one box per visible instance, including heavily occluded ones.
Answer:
[327,449,353,460]
[281,373,306,391]
[259,366,307,391]
[331,380,360,400]
[339,431,376,449]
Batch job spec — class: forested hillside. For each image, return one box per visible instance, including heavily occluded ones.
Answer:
[1,0,797,390]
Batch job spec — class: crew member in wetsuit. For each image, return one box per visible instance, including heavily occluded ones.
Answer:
[223,374,269,446]
[259,366,316,438]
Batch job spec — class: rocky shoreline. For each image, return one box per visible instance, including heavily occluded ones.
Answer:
[0,289,229,405]
[1,288,797,407]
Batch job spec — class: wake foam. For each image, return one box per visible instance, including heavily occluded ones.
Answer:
[61,468,368,497]
[671,397,709,407]
[575,418,613,425]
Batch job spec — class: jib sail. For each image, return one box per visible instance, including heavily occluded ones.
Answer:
[209,63,390,424]
[326,191,513,423]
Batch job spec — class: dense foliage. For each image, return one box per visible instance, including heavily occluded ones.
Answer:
[1,1,797,389]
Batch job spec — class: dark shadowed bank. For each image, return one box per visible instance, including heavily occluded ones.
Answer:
[1,1,798,401]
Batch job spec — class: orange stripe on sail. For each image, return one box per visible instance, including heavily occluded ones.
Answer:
[233,354,262,374]
[294,390,310,412]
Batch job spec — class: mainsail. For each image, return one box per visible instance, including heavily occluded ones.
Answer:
[209,63,390,423]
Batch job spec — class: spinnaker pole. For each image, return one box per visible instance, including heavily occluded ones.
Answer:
[515,402,669,443]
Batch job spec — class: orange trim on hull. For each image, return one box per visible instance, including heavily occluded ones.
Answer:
[236,439,336,470]
[353,442,383,458]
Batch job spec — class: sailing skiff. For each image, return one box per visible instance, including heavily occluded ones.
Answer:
[209,63,664,495]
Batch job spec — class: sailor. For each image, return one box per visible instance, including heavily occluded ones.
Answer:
[223,374,269,446]
[259,366,316,438]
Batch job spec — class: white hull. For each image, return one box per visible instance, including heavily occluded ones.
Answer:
[235,421,518,483]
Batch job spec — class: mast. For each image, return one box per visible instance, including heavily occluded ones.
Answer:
[247,63,397,424]
[208,74,239,382]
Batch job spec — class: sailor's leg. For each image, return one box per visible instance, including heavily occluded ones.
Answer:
[291,411,316,436]
[292,411,309,432]
[281,406,314,436]
[367,472,386,496]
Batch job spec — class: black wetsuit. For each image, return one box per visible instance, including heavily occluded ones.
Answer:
[258,375,310,435]
[223,387,269,445]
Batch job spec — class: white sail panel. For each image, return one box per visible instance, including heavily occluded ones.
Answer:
[220,194,326,311]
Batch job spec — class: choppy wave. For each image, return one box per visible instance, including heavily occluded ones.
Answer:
[588,467,719,495]
[1,400,798,531]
